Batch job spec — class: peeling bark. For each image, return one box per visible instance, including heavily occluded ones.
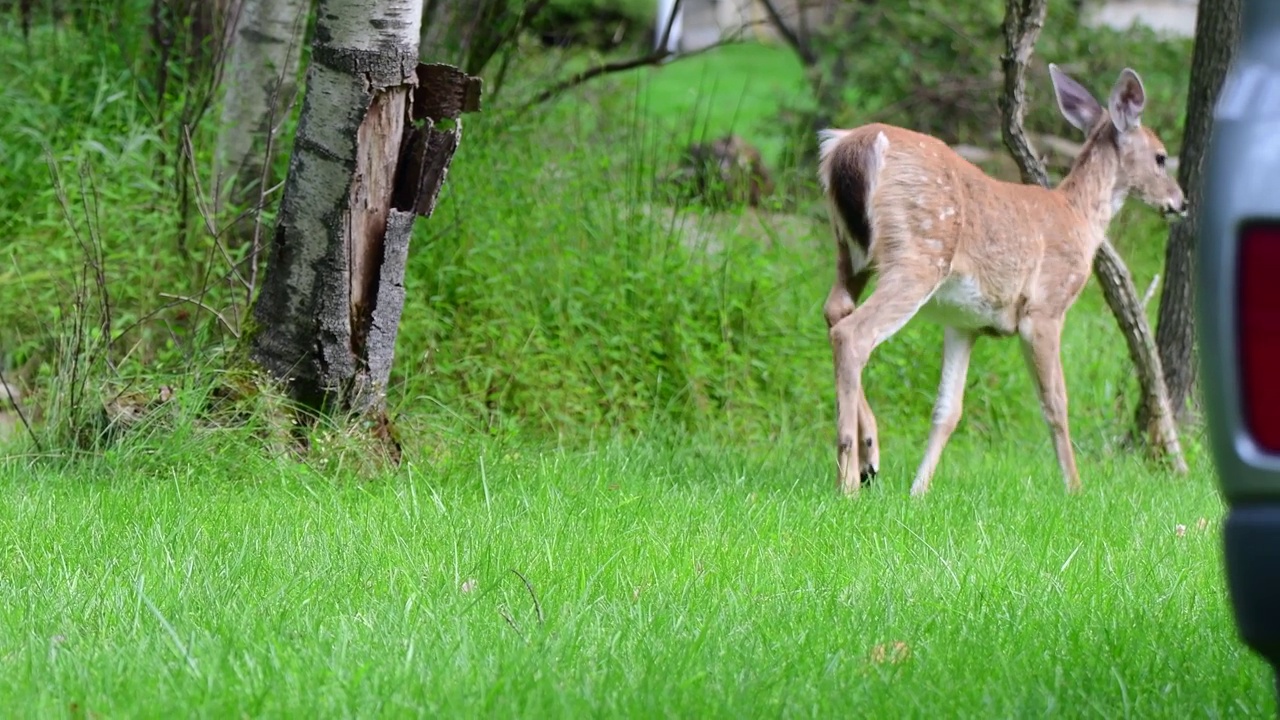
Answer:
[998,0,1185,473]
[248,0,480,426]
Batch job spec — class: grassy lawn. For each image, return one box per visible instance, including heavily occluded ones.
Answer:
[629,42,811,166]
[0,17,1271,720]
[0,437,1265,717]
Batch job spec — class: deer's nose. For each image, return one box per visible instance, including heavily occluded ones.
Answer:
[1165,197,1188,218]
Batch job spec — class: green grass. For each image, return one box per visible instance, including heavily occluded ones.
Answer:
[0,8,1266,718]
[627,42,811,166]
[0,435,1267,717]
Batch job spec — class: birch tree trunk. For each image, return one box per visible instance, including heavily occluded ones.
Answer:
[247,0,481,429]
[215,0,309,237]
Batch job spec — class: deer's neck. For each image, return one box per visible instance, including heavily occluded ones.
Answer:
[1054,122,1123,244]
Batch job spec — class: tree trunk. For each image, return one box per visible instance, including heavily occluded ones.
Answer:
[247,0,481,427]
[997,0,1185,473]
[1153,0,1242,424]
[215,0,309,239]
[1094,240,1184,470]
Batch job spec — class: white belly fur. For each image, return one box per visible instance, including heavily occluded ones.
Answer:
[919,274,1009,332]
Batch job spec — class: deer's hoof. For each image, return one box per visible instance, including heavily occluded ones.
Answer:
[860,467,877,487]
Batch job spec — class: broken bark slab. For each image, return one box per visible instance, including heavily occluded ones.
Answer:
[248,0,480,445]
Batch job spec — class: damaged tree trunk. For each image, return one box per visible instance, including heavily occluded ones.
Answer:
[247,0,481,439]
[998,0,1186,473]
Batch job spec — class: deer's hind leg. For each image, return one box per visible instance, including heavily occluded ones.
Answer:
[909,326,977,497]
[823,238,880,484]
[829,266,944,495]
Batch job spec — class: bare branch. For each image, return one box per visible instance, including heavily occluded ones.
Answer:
[521,0,683,108]
[158,293,241,338]
[758,0,816,65]
[523,0,763,110]
[511,568,544,624]
[0,367,41,454]
[1094,241,1187,472]
[182,126,253,297]
[998,0,1050,187]
[656,0,685,57]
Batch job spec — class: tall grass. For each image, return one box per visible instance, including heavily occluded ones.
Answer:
[1,15,1194,457]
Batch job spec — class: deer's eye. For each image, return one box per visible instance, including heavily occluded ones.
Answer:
[1156,153,1167,168]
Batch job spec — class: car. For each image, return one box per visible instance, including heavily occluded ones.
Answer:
[1197,0,1280,698]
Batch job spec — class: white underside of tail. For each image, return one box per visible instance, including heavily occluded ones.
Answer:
[816,128,851,191]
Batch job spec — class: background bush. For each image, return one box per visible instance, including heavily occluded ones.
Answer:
[0,2,1199,465]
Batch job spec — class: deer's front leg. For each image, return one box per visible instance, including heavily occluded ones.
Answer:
[1019,316,1082,493]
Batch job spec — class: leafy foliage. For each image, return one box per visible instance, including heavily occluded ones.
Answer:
[0,4,1194,461]
[782,0,1192,151]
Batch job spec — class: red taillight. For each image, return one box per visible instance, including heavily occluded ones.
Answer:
[1238,222,1280,452]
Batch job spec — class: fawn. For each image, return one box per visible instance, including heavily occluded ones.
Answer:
[817,64,1186,496]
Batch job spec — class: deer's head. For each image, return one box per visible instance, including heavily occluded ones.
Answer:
[1049,64,1187,220]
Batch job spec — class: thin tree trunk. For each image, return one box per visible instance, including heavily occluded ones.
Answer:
[1153,0,1242,424]
[247,0,481,431]
[215,0,309,237]
[1095,239,1184,470]
[998,0,1185,473]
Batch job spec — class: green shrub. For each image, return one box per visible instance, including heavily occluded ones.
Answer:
[0,11,1191,459]
[530,0,655,51]
[781,0,1192,153]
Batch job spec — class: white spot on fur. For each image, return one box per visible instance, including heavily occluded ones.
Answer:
[845,237,869,273]
[1111,187,1128,215]
[940,207,956,220]
[924,238,944,251]
[922,219,933,231]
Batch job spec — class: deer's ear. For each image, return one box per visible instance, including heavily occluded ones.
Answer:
[1108,67,1146,132]
[1049,63,1102,132]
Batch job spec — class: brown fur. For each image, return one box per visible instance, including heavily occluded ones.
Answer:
[817,66,1185,496]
